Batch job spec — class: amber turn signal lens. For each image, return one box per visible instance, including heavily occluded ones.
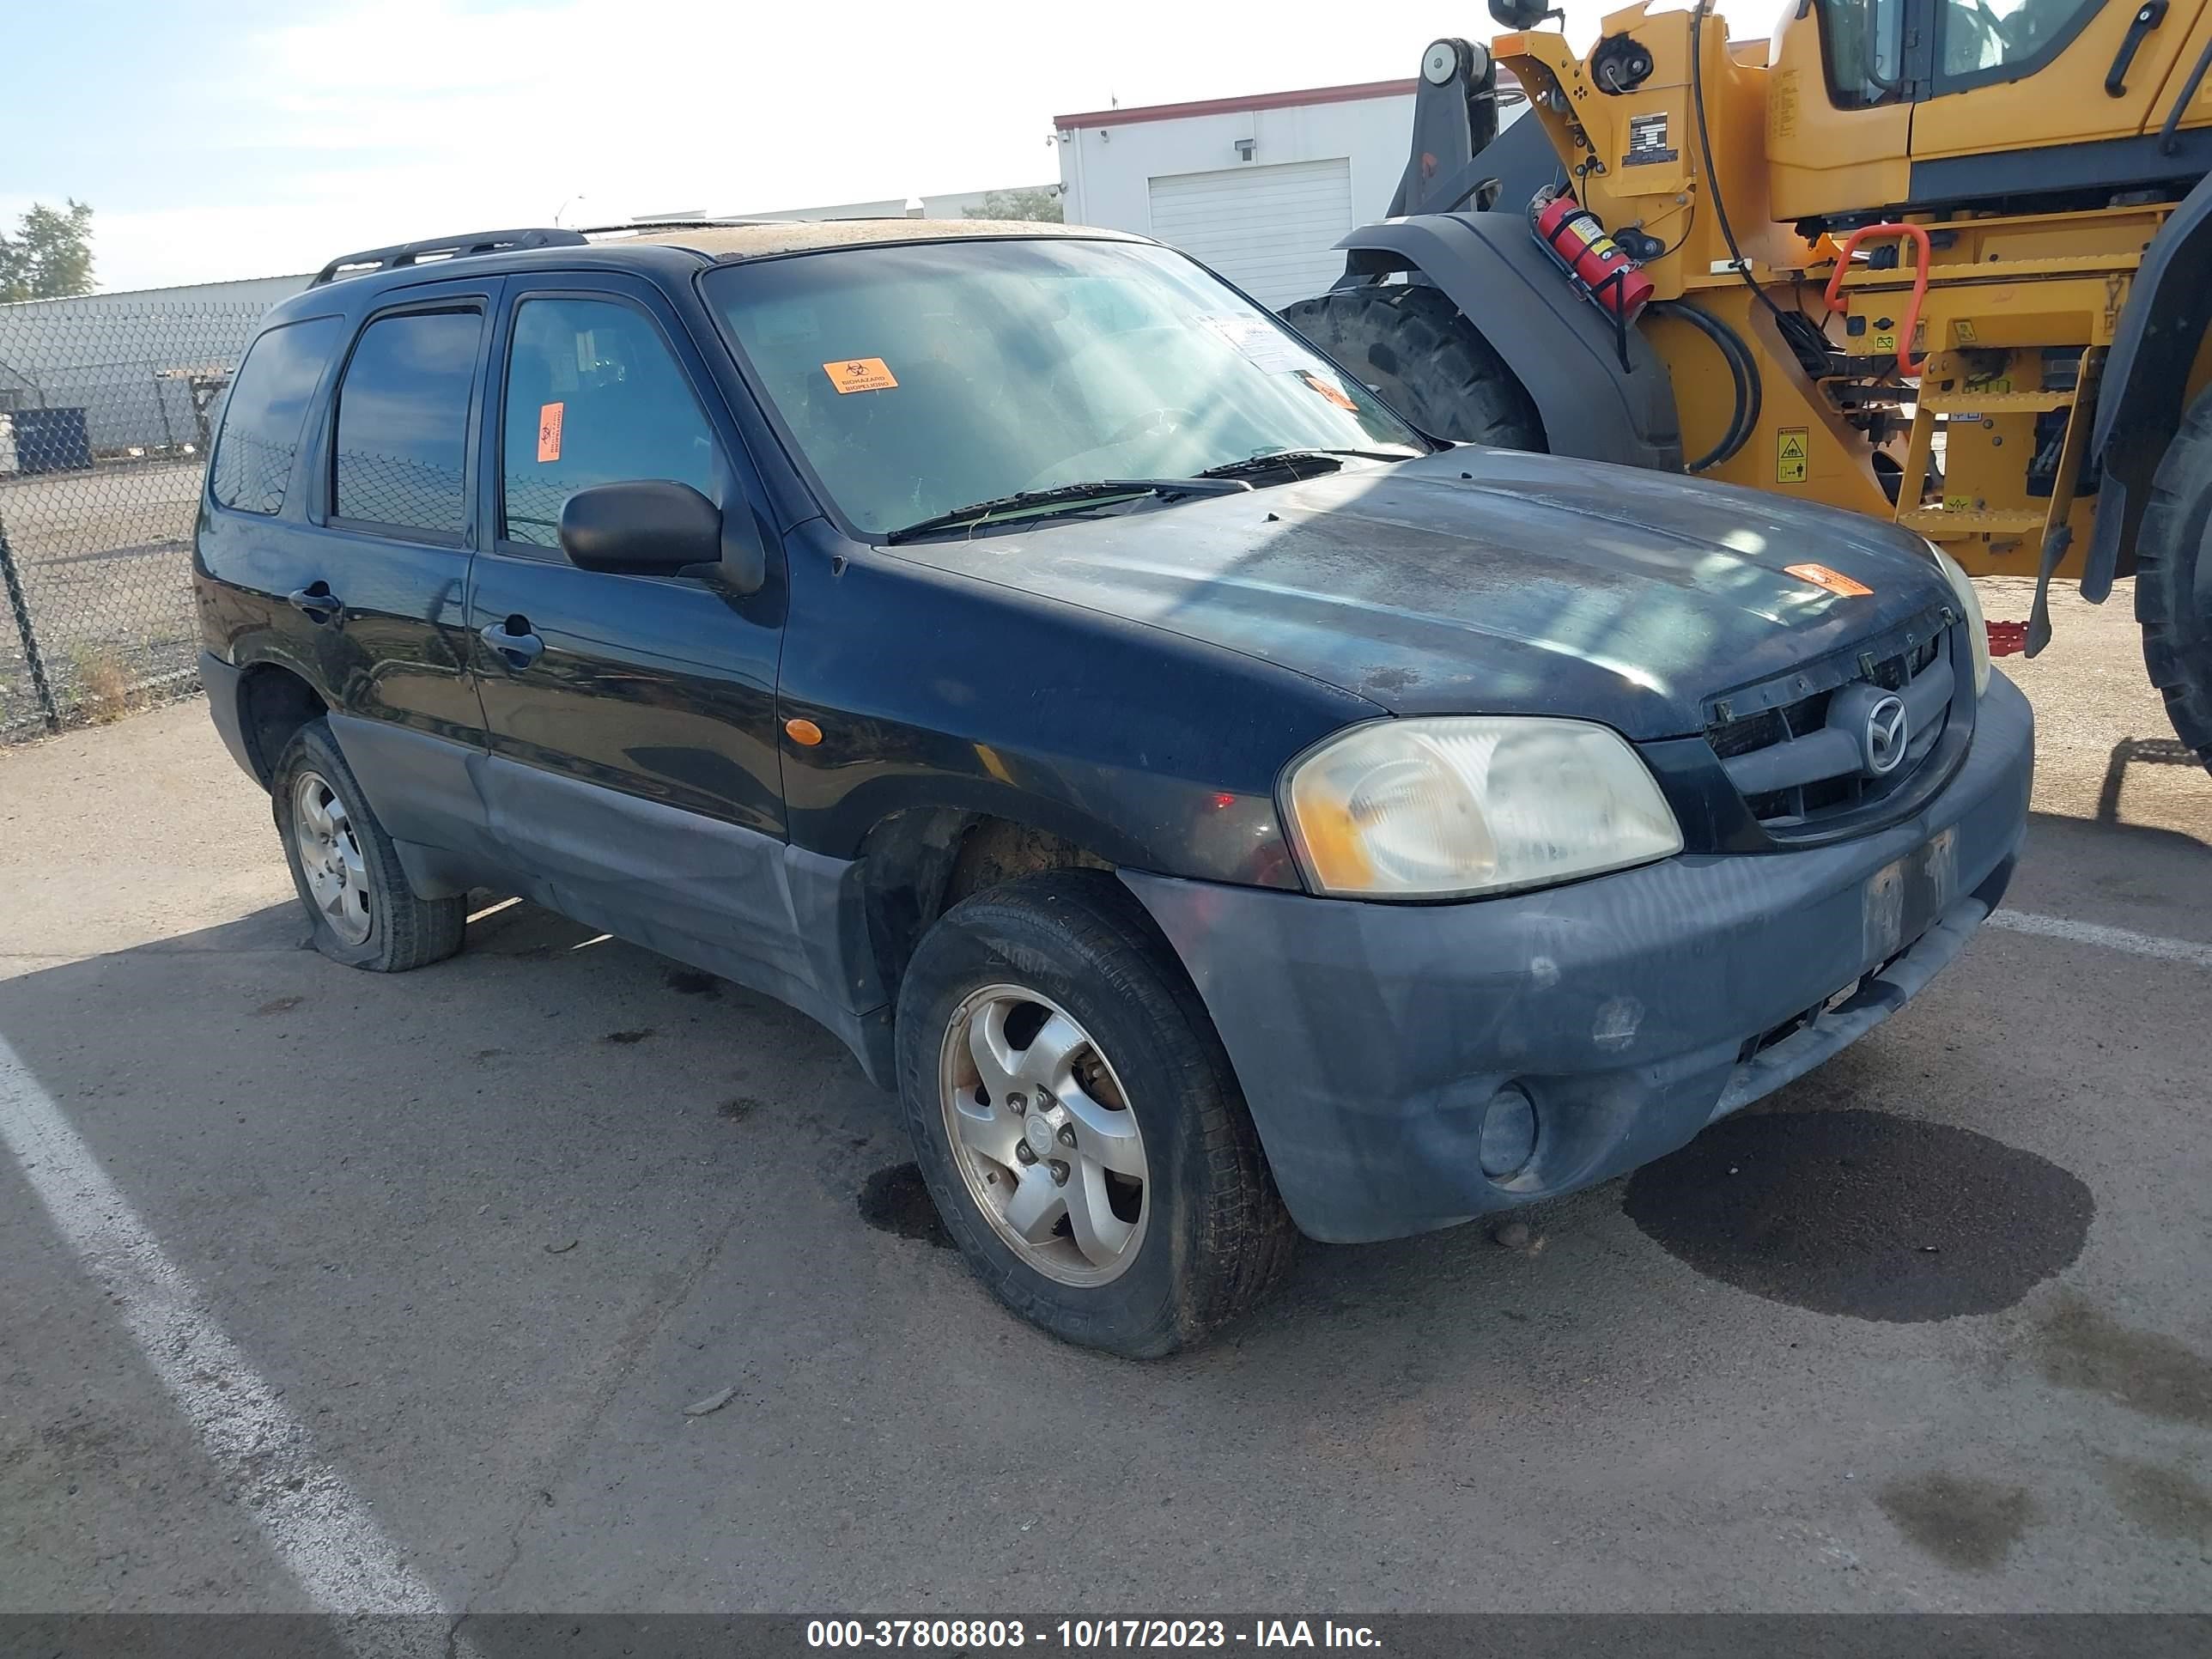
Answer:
[784,717,823,747]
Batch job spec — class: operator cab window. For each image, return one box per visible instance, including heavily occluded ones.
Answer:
[1820,0,1907,106]
[500,296,720,550]
[331,308,483,538]
[1938,0,2100,81]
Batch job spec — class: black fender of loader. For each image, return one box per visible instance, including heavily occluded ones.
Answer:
[2084,168,2212,601]
[1336,211,1685,472]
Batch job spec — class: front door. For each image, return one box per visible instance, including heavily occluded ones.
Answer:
[465,273,794,981]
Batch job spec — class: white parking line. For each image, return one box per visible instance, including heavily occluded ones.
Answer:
[1990,908,2212,969]
[0,1033,457,1655]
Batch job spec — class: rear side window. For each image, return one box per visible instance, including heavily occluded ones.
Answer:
[210,316,344,515]
[331,308,483,536]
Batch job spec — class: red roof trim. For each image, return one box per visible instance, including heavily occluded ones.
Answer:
[1053,78,1422,131]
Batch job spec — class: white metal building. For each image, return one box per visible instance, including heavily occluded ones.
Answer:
[1054,78,1523,309]
[642,185,1061,223]
[0,273,312,456]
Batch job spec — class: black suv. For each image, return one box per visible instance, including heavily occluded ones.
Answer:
[196,220,2033,1356]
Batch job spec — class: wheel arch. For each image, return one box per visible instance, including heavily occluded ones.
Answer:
[855,805,1118,1002]
[1332,212,1684,471]
[234,660,327,788]
[2085,169,2212,599]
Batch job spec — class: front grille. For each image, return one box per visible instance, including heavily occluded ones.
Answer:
[1705,613,1957,835]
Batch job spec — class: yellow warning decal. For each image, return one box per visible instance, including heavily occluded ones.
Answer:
[823,357,898,393]
[1954,319,1978,345]
[1784,562,1872,598]
[1872,332,1898,353]
[1777,427,1809,484]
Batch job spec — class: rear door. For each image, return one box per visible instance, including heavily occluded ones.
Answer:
[465,271,793,975]
[303,279,501,750]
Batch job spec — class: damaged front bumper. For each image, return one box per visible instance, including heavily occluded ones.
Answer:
[1122,672,2034,1243]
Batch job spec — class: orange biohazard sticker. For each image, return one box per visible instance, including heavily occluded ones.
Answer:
[536,402,564,464]
[823,357,898,394]
[1297,369,1358,412]
[1785,561,1873,598]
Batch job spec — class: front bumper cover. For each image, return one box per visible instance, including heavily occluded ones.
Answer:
[1123,672,2034,1243]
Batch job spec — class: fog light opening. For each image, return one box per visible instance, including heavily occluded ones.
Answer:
[1478,1083,1540,1181]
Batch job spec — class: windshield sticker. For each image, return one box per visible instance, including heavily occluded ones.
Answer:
[1200,314,1305,376]
[536,402,564,464]
[823,357,899,394]
[1297,369,1359,412]
[1784,562,1872,598]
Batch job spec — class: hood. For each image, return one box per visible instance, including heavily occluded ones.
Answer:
[892,448,1959,740]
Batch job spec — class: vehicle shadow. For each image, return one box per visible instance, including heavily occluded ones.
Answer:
[0,885,2137,1609]
[2093,736,2208,823]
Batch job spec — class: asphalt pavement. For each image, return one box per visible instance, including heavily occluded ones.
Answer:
[2,577,2208,1621]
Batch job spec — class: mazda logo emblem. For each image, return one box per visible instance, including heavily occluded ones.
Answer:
[1863,695,1908,776]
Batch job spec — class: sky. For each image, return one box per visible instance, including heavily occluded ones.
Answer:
[3,0,1779,293]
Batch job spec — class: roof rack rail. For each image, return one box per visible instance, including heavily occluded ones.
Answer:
[309,228,589,287]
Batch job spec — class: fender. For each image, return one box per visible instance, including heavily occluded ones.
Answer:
[1336,211,1685,473]
[2082,169,2212,601]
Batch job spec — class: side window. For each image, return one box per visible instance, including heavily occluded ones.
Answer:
[501,296,719,549]
[210,316,344,514]
[332,308,483,536]
[1819,0,1906,107]
[1939,0,2101,82]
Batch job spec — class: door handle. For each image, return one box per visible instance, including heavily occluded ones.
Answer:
[479,617,544,669]
[2107,0,2167,96]
[287,583,343,624]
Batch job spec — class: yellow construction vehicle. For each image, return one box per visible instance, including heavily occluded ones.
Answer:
[1284,0,2212,771]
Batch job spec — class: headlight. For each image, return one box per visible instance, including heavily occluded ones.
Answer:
[1927,542,1990,697]
[1281,715,1683,900]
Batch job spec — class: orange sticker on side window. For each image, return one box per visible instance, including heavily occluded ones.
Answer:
[1784,561,1873,598]
[1297,369,1358,412]
[536,402,564,463]
[823,357,898,393]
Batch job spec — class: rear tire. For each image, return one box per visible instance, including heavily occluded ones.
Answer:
[2135,385,2212,775]
[894,872,1294,1358]
[272,720,466,972]
[1280,283,1547,450]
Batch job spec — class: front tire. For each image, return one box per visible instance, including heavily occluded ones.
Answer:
[1280,283,1547,450]
[271,720,466,971]
[894,872,1294,1358]
[2136,385,2212,774]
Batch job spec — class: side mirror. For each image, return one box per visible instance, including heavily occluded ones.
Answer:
[559,481,723,576]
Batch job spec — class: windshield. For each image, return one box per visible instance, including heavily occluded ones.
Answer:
[704,238,1425,536]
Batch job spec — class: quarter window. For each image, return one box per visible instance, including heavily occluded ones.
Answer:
[210,315,344,515]
[501,296,719,548]
[331,308,483,535]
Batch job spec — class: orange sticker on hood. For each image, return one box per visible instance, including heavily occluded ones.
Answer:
[823,357,898,393]
[1784,562,1872,598]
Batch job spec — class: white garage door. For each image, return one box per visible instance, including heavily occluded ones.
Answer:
[1146,159,1353,311]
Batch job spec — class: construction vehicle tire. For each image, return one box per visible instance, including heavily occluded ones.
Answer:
[2136,384,2212,775]
[1281,283,1546,451]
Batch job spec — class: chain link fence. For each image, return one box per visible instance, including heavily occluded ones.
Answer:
[2,298,273,743]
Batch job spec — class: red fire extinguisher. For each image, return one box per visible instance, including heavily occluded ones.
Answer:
[1530,187,1655,372]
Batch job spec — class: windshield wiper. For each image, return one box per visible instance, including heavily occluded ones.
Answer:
[883,477,1250,544]
[1193,447,1420,482]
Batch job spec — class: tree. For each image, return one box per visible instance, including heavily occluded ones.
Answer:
[970,187,1063,223]
[0,200,96,302]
